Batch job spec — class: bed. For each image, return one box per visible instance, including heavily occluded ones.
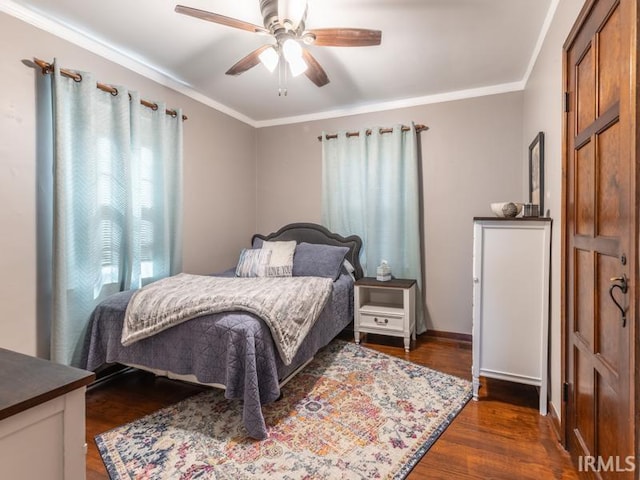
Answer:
[81,223,363,439]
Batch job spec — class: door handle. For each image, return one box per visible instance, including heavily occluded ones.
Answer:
[609,274,628,327]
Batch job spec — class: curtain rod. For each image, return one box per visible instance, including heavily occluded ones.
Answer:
[33,58,188,121]
[317,124,428,141]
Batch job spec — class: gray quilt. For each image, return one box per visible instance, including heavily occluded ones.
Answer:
[122,273,333,365]
[82,272,353,440]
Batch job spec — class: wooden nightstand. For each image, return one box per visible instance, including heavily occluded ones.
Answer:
[354,277,416,352]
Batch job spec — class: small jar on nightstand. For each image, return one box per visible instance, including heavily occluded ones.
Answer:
[354,277,417,352]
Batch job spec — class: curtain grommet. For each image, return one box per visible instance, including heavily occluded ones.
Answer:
[33,59,187,120]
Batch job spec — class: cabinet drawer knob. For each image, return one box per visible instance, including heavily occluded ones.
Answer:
[374,317,389,325]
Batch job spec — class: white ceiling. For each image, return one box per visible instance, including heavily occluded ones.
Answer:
[4,0,554,127]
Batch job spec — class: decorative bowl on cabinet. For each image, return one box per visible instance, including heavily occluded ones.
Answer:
[490,202,523,218]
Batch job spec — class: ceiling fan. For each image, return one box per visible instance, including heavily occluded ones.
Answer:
[175,0,382,90]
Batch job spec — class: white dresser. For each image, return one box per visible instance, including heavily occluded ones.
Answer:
[472,218,552,415]
[0,348,94,480]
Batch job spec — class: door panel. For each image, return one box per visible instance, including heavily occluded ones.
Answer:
[563,0,635,478]
[596,6,620,114]
[596,253,620,373]
[596,124,623,236]
[574,348,595,453]
[576,44,595,134]
[575,249,594,348]
[575,140,594,236]
[596,374,620,478]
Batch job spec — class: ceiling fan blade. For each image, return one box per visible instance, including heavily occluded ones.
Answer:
[226,45,273,76]
[175,5,269,34]
[306,28,382,47]
[301,49,329,87]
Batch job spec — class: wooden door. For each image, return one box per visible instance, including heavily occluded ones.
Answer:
[563,0,636,478]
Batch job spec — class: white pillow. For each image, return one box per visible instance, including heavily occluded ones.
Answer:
[235,249,271,277]
[261,240,296,277]
[342,259,356,281]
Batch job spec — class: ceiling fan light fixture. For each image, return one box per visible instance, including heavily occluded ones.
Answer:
[282,38,302,62]
[258,46,279,72]
[282,38,307,76]
[287,55,308,77]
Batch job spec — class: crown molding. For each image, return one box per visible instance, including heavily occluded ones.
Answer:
[255,0,559,128]
[521,0,560,86]
[0,0,257,127]
[253,81,526,128]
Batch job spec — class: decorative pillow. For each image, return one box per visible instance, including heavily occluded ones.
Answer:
[261,240,297,277]
[292,242,350,281]
[342,259,356,281]
[235,248,271,277]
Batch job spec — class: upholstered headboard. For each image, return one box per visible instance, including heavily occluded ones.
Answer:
[252,223,364,280]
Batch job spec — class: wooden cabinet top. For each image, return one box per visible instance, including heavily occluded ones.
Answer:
[0,348,94,421]
[356,277,416,289]
[473,217,553,222]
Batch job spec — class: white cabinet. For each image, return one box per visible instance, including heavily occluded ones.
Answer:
[472,218,551,415]
[0,348,94,480]
[354,277,416,352]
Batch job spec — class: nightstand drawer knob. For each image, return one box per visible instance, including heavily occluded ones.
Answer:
[374,317,389,325]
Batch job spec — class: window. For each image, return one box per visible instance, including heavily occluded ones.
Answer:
[93,139,157,298]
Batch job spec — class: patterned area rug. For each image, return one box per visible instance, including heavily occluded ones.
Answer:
[96,340,471,479]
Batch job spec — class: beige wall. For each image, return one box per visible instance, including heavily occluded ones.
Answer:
[522,0,585,420]
[0,12,257,357]
[256,92,525,335]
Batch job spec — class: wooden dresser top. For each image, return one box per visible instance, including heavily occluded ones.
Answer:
[0,348,94,421]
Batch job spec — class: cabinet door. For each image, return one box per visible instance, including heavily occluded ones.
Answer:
[479,225,546,381]
[0,389,87,480]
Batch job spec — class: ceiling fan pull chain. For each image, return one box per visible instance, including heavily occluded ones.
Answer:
[278,59,288,96]
[284,62,288,96]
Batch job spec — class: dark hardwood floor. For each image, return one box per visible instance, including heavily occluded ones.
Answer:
[85,334,579,479]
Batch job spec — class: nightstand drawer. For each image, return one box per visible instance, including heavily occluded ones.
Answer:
[359,312,404,332]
